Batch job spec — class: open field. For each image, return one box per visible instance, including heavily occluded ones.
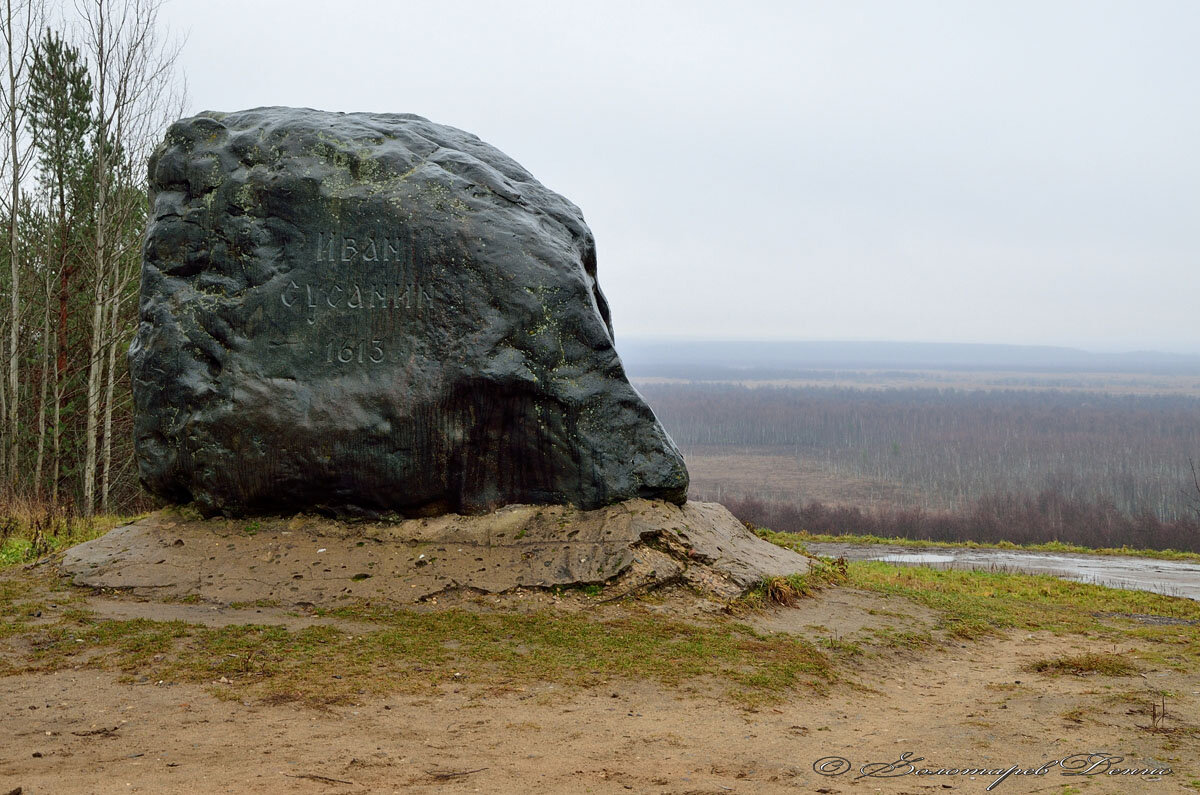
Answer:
[682,445,926,509]
[636,368,1200,398]
[3,535,1200,794]
[641,383,1200,519]
[631,366,1200,554]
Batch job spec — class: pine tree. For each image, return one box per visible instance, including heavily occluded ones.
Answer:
[28,27,92,502]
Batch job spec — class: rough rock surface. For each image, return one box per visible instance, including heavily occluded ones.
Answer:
[60,500,810,605]
[131,107,687,516]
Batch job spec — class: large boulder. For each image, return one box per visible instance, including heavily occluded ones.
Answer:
[131,107,688,517]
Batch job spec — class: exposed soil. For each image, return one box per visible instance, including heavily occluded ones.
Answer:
[2,586,1195,794]
[59,501,809,607]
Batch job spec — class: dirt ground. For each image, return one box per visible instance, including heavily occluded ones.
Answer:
[2,587,1196,794]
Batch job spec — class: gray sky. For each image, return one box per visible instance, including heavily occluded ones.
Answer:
[160,0,1200,353]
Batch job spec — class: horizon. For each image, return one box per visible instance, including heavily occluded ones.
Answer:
[617,335,1200,358]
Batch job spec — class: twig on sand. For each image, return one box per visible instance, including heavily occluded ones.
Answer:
[426,767,488,781]
[284,773,354,785]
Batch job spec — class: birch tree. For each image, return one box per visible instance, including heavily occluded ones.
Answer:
[76,0,182,513]
[0,0,38,487]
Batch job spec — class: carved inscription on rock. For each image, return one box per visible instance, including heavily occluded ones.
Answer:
[274,232,436,366]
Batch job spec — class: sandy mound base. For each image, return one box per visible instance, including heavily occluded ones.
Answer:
[60,499,808,606]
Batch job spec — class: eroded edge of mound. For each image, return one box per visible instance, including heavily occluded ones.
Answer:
[59,499,809,607]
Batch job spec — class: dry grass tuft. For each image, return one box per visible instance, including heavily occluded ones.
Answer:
[1021,652,1139,677]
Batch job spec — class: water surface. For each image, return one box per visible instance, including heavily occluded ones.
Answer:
[808,543,1200,601]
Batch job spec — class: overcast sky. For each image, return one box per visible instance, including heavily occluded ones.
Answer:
[159,1,1200,353]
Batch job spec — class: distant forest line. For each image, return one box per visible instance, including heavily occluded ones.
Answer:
[619,339,1200,381]
[639,381,1200,551]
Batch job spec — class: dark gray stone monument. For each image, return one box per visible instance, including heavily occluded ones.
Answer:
[131,107,688,517]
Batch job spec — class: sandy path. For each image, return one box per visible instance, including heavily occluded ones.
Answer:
[2,627,1194,794]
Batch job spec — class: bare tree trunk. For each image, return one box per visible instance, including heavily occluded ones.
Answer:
[0,352,7,486]
[54,146,68,503]
[34,262,49,494]
[83,250,104,514]
[50,87,71,508]
[4,0,20,481]
[100,256,120,512]
[50,336,60,503]
[82,0,108,515]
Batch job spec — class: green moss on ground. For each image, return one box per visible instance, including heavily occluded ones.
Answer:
[754,526,1200,564]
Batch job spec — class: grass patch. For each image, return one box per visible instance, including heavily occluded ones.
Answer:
[816,633,864,657]
[752,527,814,557]
[833,560,1200,644]
[757,530,1200,669]
[759,523,1200,658]
[0,512,136,565]
[735,557,848,611]
[866,626,934,650]
[1022,652,1140,677]
[228,598,283,610]
[829,560,1200,673]
[0,573,834,706]
[1059,706,1092,722]
[5,524,1196,711]
[0,572,82,639]
[757,527,1200,563]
